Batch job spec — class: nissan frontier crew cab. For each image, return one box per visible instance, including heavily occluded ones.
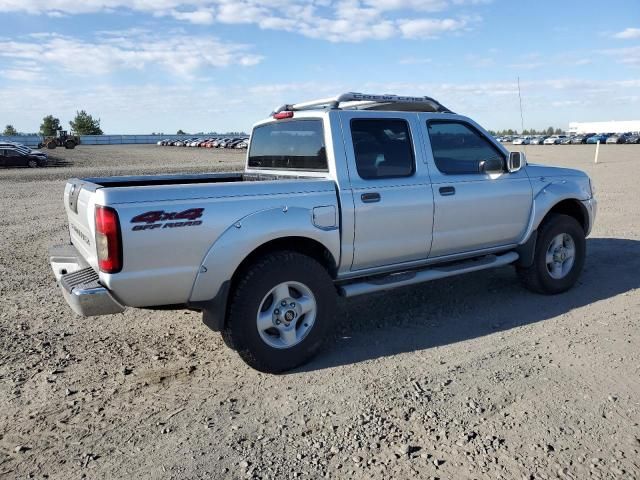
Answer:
[50,92,597,373]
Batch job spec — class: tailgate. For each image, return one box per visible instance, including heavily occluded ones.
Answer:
[64,179,100,270]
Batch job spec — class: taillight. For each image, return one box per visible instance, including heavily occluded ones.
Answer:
[95,206,122,273]
[273,111,294,120]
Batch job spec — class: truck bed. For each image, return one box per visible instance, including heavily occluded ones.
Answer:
[63,172,341,308]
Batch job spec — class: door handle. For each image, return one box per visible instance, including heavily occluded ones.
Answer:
[439,186,456,196]
[361,192,381,203]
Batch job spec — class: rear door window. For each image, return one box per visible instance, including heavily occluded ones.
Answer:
[350,119,415,179]
[248,120,327,171]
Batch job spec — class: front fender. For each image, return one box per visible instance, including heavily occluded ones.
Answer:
[189,206,340,305]
[522,178,591,242]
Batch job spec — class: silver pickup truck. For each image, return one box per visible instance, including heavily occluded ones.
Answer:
[50,92,596,372]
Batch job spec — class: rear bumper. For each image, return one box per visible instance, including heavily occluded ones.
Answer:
[49,244,125,317]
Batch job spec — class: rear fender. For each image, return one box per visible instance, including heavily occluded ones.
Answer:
[189,206,340,305]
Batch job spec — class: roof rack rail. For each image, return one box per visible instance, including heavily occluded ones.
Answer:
[272,92,454,115]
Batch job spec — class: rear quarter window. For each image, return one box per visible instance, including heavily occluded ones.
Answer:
[248,120,327,171]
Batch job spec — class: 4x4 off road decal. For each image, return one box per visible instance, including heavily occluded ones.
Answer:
[131,208,204,231]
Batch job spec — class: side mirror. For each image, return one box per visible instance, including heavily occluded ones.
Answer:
[479,157,504,174]
[508,151,526,173]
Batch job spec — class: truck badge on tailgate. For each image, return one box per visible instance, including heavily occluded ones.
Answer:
[131,208,204,231]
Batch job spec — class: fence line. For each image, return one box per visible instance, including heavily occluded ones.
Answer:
[0,135,41,147]
[0,134,241,147]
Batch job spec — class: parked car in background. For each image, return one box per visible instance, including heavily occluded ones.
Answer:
[0,142,48,161]
[0,146,48,168]
[560,136,573,145]
[512,137,530,145]
[235,140,249,149]
[625,134,640,144]
[606,134,626,144]
[586,134,610,144]
[544,135,567,145]
[530,136,547,145]
[229,138,249,148]
[571,134,592,144]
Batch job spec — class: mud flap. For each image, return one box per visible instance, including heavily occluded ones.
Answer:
[515,230,537,268]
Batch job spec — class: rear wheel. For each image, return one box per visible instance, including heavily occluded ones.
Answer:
[223,251,336,373]
[27,158,38,168]
[46,141,57,149]
[517,214,585,294]
[64,140,76,149]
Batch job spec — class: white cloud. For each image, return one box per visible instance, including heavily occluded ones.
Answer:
[0,0,481,42]
[600,46,640,67]
[169,8,215,24]
[613,28,640,40]
[0,31,263,78]
[0,60,43,81]
[398,17,468,39]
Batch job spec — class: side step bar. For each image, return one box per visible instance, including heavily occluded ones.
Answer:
[339,251,519,298]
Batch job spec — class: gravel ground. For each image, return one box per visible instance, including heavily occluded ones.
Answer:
[0,144,638,479]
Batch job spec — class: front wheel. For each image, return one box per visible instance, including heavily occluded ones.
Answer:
[223,251,336,373]
[517,214,586,294]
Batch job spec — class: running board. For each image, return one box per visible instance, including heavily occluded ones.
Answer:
[339,251,519,298]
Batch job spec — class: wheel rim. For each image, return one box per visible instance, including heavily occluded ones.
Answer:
[28,159,37,168]
[256,281,317,349]
[546,233,576,280]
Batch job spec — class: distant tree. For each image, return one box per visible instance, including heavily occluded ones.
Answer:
[554,127,563,135]
[3,124,17,136]
[40,115,61,136]
[176,129,186,135]
[69,110,103,135]
[545,126,554,136]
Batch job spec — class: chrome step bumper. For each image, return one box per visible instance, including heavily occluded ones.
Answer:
[49,244,125,316]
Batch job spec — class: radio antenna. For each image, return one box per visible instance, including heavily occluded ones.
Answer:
[517,77,525,134]
[517,77,527,152]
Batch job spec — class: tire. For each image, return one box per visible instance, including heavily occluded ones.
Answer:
[223,251,336,373]
[65,140,76,149]
[46,141,57,149]
[27,158,38,168]
[516,214,585,294]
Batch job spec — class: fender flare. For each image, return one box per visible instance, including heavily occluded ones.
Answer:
[523,181,589,240]
[188,206,340,330]
[517,181,590,267]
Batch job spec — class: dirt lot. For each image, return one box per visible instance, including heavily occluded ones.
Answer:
[1,144,638,479]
